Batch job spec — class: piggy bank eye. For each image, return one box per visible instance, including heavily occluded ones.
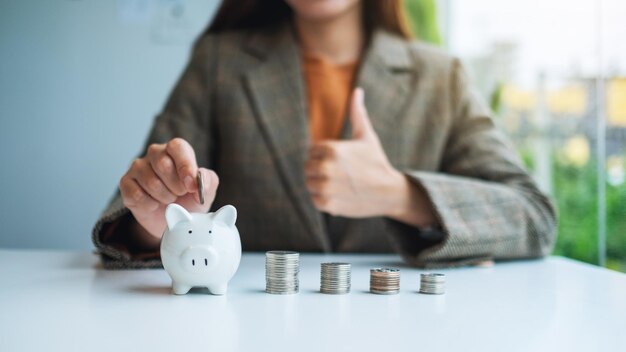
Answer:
[209,230,212,234]
[188,230,192,234]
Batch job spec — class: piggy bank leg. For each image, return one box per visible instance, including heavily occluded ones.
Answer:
[208,284,228,295]
[172,282,192,295]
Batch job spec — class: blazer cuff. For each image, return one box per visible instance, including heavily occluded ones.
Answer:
[384,171,506,267]
[92,194,162,269]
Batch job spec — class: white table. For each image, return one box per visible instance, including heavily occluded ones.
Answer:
[1,249,625,352]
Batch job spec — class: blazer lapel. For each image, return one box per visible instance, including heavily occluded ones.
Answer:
[242,23,329,251]
[350,31,415,162]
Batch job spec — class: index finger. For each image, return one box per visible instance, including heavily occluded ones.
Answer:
[165,138,198,193]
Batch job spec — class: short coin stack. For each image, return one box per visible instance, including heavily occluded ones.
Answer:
[265,251,300,294]
[419,273,446,294]
[320,262,351,294]
[369,268,400,295]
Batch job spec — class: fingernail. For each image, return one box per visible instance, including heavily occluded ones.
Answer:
[184,176,193,191]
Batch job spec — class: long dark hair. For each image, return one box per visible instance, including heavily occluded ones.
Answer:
[204,0,411,39]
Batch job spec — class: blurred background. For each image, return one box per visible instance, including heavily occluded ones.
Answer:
[0,0,624,271]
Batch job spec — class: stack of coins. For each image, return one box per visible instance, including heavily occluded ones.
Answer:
[320,262,351,294]
[369,268,400,295]
[265,251,300,294]
[419,273,446,294]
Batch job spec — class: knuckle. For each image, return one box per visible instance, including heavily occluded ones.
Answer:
[119,179,132,201]
[119,176,131,190]
[122,195,135,209]
[146,143,161,156]
[155,155,174,175]
[130,188,145,205]
[119,175,128,189]
[177,163,190,175]
[167,193,177,203]
[146,177,162,194]
[318,161,332,177]
[305,161,315,174]
[130,158,143,170]
[324,145,337,159]
[146,200,159,212]
[305,179,316,192]
[317,195,331,208]
[317,179,330,195]
[167,137,187,152]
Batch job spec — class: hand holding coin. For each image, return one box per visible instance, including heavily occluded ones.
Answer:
[119,138,219,239]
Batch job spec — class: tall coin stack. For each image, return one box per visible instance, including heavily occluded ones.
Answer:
[265,251,300,294]
[369,268,400,295]
[320,262,351,294]
[419,273,445,294]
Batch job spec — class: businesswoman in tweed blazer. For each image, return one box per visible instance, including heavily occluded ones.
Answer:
[93,0,557,269]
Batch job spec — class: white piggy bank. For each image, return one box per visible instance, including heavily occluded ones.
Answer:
[160,203,242,295]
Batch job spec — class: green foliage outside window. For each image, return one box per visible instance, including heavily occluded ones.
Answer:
[520,149,626,272]
[404,0,442,45]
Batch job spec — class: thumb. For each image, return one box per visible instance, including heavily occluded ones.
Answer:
[350,87,375,140]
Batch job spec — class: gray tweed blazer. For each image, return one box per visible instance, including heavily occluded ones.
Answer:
[93,22,557,269]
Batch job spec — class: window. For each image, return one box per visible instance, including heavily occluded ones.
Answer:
[407,0,626,270]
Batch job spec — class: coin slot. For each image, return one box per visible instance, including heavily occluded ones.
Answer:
[192,259,195,266]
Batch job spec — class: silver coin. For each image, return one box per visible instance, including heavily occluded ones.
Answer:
[266,289,299,295]
[370,268,400,275]
[370,289,400,295]
[196,171,205,205]
[266,251,299,257]
[421,273,445,282]
[419,290,445,295]
[321,290,350,295]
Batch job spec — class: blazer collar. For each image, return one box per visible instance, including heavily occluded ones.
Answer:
[243,22,415,72]
[367,29,414,71]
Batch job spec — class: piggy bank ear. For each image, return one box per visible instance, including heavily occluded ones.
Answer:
[213,205,237,227]
[165,203,192,230]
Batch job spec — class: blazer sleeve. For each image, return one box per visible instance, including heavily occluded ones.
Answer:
[91,35,217,269]
[387,58,557,267]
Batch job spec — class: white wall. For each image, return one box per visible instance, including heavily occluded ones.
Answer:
[0,0,219,249]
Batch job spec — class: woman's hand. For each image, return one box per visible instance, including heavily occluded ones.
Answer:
[305,88,436,228]
[119,138,219,239]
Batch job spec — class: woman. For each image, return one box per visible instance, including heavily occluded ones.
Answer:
[93,0,556,269]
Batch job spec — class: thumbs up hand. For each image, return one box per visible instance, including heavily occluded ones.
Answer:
[305,88,435,226]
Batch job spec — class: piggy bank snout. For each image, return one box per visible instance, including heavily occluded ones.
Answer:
[180,246,218,272]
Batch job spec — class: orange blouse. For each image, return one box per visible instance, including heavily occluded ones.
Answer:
[302,54,357,142]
